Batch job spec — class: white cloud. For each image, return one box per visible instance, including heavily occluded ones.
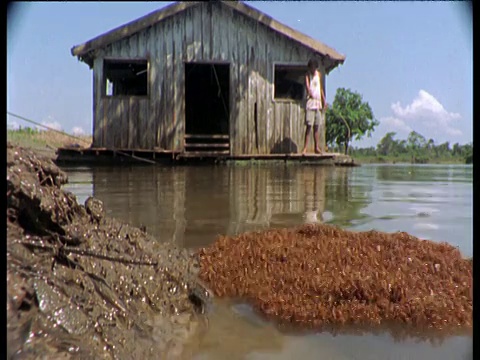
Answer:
[7,120,20,130]
[390,90,462,137]
[72,126,86,136]
[38,116,63,132]
[380,116,412,133]
[445,127,462,136]
[40,121,63,131]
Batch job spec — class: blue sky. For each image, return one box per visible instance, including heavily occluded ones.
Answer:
[7,1,472,148]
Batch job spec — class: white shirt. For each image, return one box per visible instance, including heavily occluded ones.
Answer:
[306,70,322,110]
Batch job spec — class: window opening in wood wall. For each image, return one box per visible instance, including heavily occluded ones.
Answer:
[273,65,305,101]
[103,59,148,96]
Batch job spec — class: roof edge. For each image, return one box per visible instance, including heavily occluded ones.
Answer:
[71,1,346,69]
[71,1,200,57]
[223,1,345,63]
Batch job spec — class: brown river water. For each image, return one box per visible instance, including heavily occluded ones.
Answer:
[61,163,472,360]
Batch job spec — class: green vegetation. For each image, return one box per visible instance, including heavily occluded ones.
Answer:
[328,131,473,165]
[326,88,379,155]
[7,127,48,149]
[324,87,472,165]
[7,126,92,159]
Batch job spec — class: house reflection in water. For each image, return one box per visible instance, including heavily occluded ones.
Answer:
[91,165,328,248]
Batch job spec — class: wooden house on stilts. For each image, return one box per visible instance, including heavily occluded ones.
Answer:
[65,1,346,163]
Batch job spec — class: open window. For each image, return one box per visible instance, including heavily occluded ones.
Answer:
[103,59,148,96]
[273,64,305,101]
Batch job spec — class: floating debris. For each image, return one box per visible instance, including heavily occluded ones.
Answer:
[198,224,472,331]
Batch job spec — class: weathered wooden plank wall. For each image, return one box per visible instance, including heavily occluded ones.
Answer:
[92,1,327,154]
[92,57,103,147]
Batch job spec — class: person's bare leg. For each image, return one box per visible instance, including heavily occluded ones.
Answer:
[302,126,312,154]
[313,125,322,154]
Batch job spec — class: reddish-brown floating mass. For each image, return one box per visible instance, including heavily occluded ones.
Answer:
[198,224,472,330]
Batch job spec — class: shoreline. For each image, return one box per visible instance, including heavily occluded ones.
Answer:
[7,142,210,359]
[7,130,469,167]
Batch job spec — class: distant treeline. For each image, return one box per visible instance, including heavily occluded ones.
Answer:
[329,131,473,164]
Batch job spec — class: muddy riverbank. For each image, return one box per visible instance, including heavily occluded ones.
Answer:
[6,143,210,359]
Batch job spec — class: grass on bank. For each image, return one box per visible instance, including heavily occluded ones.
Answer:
[7,127,92,160]
[7,127,92,151]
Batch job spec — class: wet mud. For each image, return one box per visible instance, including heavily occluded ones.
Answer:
[6,143,210,359]
[198,224,472,332]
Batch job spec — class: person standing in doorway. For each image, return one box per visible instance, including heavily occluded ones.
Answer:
[302,59,327,155]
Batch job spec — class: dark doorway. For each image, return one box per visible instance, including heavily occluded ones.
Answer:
[185,63,230,136]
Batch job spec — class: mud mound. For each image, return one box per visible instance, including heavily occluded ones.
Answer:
[7,143,210,359]
[198,224,472,331]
